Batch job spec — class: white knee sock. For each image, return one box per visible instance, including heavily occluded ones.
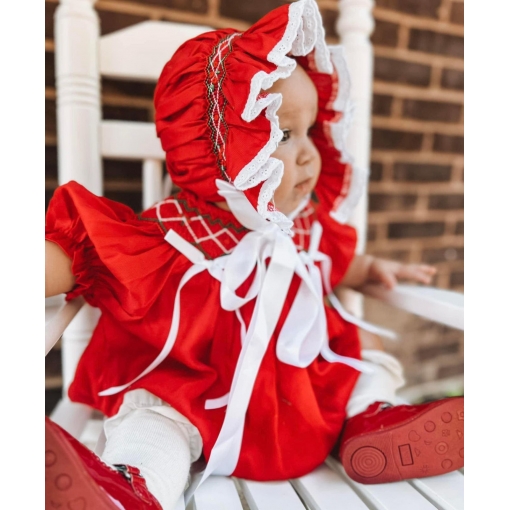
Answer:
[346,349,406,418]
[101,409,193,510]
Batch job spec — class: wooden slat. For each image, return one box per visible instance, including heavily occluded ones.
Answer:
[101,120,165,160]
[326,459,438,510]
[99,21,212,81]
[408,472,464,510]
[291,464,367,510]
[239,479,305,509]
[45,297,86,356]
[360,284,464,330]
[193,476,244,510]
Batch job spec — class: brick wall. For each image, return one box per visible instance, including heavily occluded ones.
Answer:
[45,0,464,406]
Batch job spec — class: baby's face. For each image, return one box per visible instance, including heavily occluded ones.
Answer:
[269,65,321,216]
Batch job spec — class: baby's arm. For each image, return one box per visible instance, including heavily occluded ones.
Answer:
[46,240,75,297]
[340,254,436,291]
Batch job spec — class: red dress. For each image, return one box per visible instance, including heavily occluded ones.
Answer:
[46,0,368,481]
[46,183,361,480]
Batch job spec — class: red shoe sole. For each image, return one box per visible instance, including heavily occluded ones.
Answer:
[45,418,118,510]
[341,398,464,484]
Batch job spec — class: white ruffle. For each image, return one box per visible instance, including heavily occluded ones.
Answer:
[233,0,332,233]
[327,45,368,224]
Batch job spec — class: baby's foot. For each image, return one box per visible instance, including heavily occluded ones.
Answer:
[45,417,163,509]
[338,397,464,483]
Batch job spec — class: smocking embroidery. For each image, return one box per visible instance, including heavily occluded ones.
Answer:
[205,32,242,181]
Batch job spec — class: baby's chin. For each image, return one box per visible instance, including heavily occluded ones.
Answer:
[277,193,311,217]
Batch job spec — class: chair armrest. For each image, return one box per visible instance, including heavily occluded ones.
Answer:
[359,284,464,331]
[45,296,85,355]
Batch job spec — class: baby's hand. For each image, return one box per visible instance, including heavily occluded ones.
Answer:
[367,258,437,290]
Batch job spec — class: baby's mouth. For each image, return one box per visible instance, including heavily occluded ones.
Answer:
[294,178,313,193]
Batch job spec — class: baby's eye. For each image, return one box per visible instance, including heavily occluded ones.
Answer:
[280,129,291,144]
[307,125,317,137]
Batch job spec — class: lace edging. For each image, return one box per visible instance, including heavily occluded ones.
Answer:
[233,0,332,233]
[327,45,368,224]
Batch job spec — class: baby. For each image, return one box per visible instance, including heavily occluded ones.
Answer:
[45,1,464,509]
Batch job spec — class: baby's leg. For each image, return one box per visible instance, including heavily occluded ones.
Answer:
[346,328,406,418]
[101,408,194,509]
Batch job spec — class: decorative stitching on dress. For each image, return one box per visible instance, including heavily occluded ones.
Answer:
[205,32,242,181]
[152,195,247,259]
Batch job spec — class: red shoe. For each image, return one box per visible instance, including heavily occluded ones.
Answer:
[45,417,163,509]
[338,397,464,484]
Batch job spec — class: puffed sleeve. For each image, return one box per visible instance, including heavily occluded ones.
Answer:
[45,181,182,318]
[316,204,358,290]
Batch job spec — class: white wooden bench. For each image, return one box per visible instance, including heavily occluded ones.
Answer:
[47,0,464,507]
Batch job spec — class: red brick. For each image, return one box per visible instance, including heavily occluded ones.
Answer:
[455,221,463,235]
[402,99,462,123]
[375,0,441,19]
[120,0,208,14]
[372,94,393,116]
[98,9,149,36]
[46,51,55,88]
[393,162,451,182]
[416,342,459,361]
[46,1,57,40]
[370,249,410,262]
[372,20,399,47]
[422,247,463,263]
[372,128,423,151]
[438,363,463,378]
[367,224,378,241]
[102,78,156,99]
[428,194,463,210]
[409,29,463,58]
[388,222,445,238]
[370,161,383,181]
[450,271,464,287]
[46,99,56,137]
[320,9,339,40]
[102,105,151,122]
[369,193,417,212]
[441,69,464,90]
[220,0,289,23]
[374,57,431,87]
[433,134,464,154]
[450,2,464,25]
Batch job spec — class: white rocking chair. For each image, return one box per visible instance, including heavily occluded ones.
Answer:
[46,0,464,508]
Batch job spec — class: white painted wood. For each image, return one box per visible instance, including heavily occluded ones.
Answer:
[45,296,85,355]
[239,479,304,509]
[50,398,93,440]
[99,20,212,81]
[291,464,367,510]
[55,0,103,415]
[193,476,243,510]
[337,0,375,318]
[361,284,464,330]
[327,459,437,510]
[55,0,102,194]
[143,159,164,209]
[100,120,165,160]
[408,472,464,510]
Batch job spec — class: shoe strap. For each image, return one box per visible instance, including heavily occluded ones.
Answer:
[113,464,161,507]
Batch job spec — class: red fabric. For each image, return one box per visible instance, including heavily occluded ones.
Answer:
[46,181,361,480]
